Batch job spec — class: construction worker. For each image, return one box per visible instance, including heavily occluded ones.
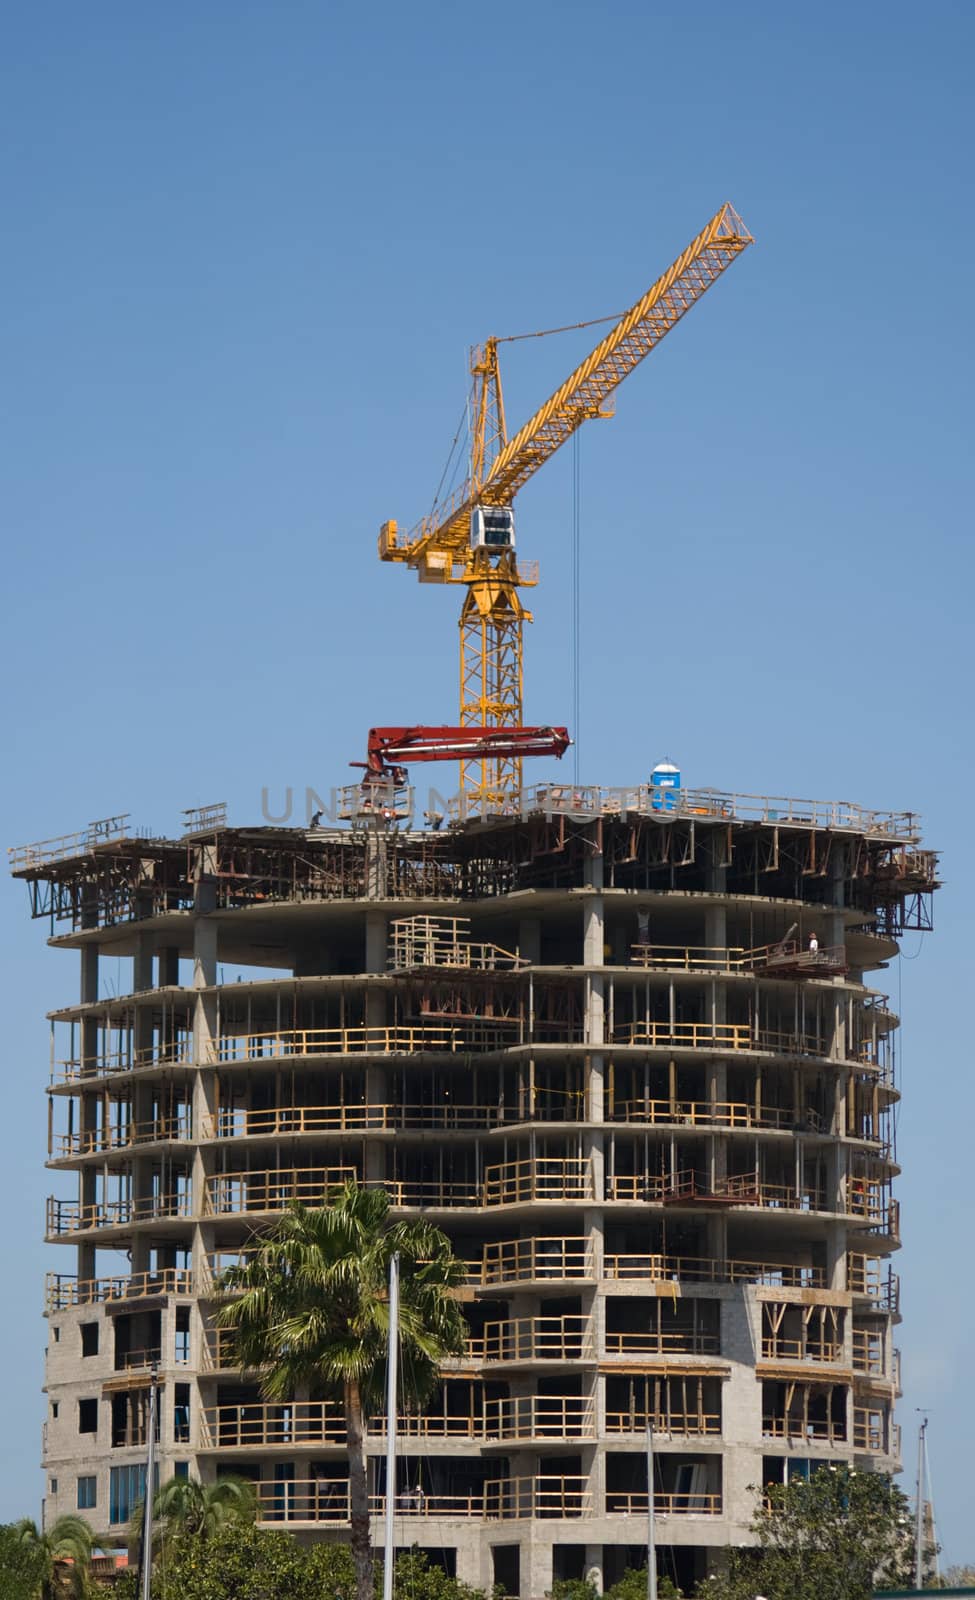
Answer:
[808,932,819,954]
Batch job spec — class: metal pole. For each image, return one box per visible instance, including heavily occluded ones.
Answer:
[924,1421,940,1587]
[383,1253,400,1600]
[140,1367,158,1600]
[914,1413,927,1589]
[646,1421,657,1600]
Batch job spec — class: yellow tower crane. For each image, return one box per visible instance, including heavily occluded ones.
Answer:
[379,202,753,812]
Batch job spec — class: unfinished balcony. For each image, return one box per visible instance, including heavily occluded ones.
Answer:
[482,1157,594,1207]
[50,1106,193,1163]
[45,1267,194,1312]
[761,1379,848,1447]
[46,1187,193,1239]
[602,1242,826,1291]
[253,1473,592,1526]
[605,1454,722,1517]
[848,1253,900,1315]
[604,1376,723,1439]
[853,1404,898,1457]
[475,1237,594,1288]
[760,1301,845,1366]
[604,1298,720,1359]
[477,1314,591,1365]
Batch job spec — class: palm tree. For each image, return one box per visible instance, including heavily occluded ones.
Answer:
[152,1472,256,1540]
[217,1182,468,1600]
[14,1514,93,1600]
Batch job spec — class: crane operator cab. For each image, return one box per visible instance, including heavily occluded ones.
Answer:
[471,505,515,551]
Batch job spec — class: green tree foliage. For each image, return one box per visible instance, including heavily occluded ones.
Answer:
[0,1523,48,1600]
[216,1184,468,1600]
[385,1549,494,1600]
[115,1529,492,1600]
[604,1570,682,1600]
[549,1581,599,1600]
[550,1574,682,1600]
[151,1475,256,1542]
[8,1516,93,1600]
[700,1466,913,1600]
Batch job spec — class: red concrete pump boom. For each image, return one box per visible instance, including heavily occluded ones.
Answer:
[355,725,571,783]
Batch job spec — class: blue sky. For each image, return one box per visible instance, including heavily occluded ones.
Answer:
[1,0,972,1562]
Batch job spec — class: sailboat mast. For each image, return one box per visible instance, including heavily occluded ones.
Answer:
[914,1413,927,1588]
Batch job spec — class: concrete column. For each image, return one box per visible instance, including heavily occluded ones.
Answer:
[525,1532,553,1600]
[158,947,180,988]
[454,1542,482,1589]
[826,1222,848,1293]
[705,895,729,1200]
[518,917,541,964]
[190,911,218,1297]
[78,941,99,1283]
[829,842,847,953]
[130,927,156,1274]
[364,912,388,1184]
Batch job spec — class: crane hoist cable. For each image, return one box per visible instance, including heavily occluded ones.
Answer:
[379,202,753,814]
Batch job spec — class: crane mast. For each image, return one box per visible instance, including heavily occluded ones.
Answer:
[379,202,753,812]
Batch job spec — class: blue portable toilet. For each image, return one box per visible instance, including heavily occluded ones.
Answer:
[650,759,681,813]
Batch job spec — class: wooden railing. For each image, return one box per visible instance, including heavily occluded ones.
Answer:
[761,1337,843,1364]
[476,1237,593,1285]
[848,1254,900,1312]
[201,1329,242,1371]
[201,1401,507,1447]
[45,1269,193,1310]
[852,1329,885,1376]
[607,1171,829,1212]
[604,1329,719,1357]
[630,944,748,973]
[46,1194,192,1235]
[632,936,844,980]
[762,1417,847,1444]
[484,1397,594,1439]
[203,1167,604,1217]
[609,1098,817,1131]
[204,1168,358,1215]
[482,1158,593,1206]
[606,1491,722,1516]
[604,1408,720,1437]
[853,1407,891,1452]
[612,1021,751,1050]
[215,1021,522,1062]
[53,1115,192,1158]
[52,1041,193,1086]
[115,1346,163,1372]
[486,1475,591,1518]
[255,1475,591,1525]
[479,1315,590,1363]
[207,1102,509,1138]
[604,1252,825,1289]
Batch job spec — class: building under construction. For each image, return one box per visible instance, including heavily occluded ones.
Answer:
[13,781,938,1595]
